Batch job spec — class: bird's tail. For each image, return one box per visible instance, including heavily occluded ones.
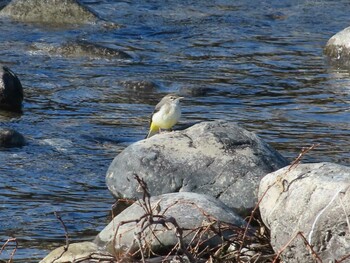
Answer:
[145,122,159,139]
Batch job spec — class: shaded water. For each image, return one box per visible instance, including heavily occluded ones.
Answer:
[0,0,349,261]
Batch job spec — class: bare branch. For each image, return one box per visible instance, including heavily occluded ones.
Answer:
[337,253,350,263]
[288,144,320,172]
[0,238,18,263]
[52,212,70,263]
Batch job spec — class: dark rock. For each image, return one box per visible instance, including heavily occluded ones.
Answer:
[94,192,245,256]
[0,66,23,112]
[259,162,350,263]
[0,1,7,9]
[0,0,99,26]
[106,120,288,215]
[0,128,26,147]
[324,26,350,67]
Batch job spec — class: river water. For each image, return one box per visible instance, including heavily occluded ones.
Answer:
[0,0,349,262]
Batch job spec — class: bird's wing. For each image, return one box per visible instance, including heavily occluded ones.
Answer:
[154,98,166,113]
[146,101,164,139]
[149,98,165,123]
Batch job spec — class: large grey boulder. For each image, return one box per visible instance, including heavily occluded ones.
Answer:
[258,162,350,263]
[324,26,350,66]
[94,192,245,256]
[0,128,26,147]
[0,0,99,26]
[106,120,288,215]
[0,66,23,112]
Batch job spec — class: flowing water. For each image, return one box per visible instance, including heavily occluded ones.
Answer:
[0,0,349,261]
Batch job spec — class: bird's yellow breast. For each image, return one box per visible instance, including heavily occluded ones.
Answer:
[152,103,181,129]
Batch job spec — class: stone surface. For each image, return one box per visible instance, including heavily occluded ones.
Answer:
[39,241,115,263]
[178,86,216,97]
[94,192,245,256]
[106,120,288,215]
[0,66,23,112]
[259,162,350,263]
[119,80,158,91]
[324,26,350,66]
[0,0,98,26]
[0,128,26,147]
[30,40,132,60]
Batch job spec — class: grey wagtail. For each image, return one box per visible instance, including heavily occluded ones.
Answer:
[146,94,184,138]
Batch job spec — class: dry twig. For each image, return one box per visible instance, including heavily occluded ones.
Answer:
[288,144,319,172]
[52,212,70,263]
[272,232,322,263]
[111,175,275,263]
[0,238,18,263]
[237,144,320,262]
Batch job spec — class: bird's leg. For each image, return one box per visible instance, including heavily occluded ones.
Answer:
[159,128,171,134]
[158,128,174,134]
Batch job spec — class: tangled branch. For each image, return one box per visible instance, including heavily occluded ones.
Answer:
[110,174,274,263]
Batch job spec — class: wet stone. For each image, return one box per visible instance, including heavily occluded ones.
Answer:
[0,0,99,26]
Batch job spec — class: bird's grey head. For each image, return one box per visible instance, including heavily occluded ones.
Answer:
[165,94,184,103]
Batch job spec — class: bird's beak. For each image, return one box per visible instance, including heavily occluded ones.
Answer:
[178,96,185,100]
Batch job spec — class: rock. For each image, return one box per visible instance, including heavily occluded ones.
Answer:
[39,241,116,263]
[106,120,288,215]
[258,162,350,263]
[324,26,350,66]
[0,1,7,10]
[0,0,99,26]
[94,192,245,256]
[31,40,132,60]
[0,128,26,147]
[119,80,158,91]
[0,66,23,112]
[119,80,158,99]
[58,40,132,59]
[178,86,215,97]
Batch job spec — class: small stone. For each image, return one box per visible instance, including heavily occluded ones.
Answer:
[0,128,26,148]
[39,241,114,263]
[30,40,132,60]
